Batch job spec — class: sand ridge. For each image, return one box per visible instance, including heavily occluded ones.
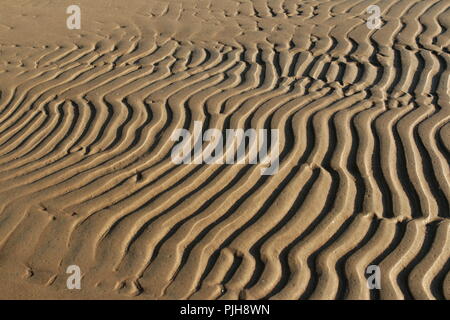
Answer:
[0,0,449,299]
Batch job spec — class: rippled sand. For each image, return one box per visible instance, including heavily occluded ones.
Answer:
[0,0,449,299]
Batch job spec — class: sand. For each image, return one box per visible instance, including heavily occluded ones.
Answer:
[0,0,449,300]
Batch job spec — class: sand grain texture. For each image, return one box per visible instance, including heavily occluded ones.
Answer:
[0,0,449,299]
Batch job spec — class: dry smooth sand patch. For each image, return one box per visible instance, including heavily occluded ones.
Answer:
[0,0,449,299]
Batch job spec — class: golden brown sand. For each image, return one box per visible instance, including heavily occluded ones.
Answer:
[0,0,449,299]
